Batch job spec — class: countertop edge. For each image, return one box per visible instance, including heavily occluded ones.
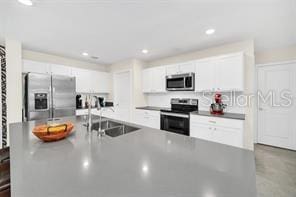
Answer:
[136,106,245,120]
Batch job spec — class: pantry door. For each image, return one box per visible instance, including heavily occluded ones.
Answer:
[257,61,296,150]
[113,70,132,122]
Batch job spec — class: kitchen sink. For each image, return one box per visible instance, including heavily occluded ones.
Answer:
[90,120,140,137]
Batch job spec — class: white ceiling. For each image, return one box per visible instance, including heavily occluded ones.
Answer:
[0,0,295,64]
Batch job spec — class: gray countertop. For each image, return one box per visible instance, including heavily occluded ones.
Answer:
[136,106,245,120]
[136,106,171,111]
[191,110,246,120]
[9,116,256,197]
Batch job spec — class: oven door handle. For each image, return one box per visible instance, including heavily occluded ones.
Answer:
[160,112,189,118]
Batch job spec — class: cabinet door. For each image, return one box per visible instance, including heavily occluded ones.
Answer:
[166,64,180,75]
[152,66,166,92]
[190,122,213,141]
[133,110,147,126]
[148,115,160,129]
[99,72,111,93]
[23,60,50,74]
[212,126,243,148]
[195,60,215,92]
[142,69,152,93]
[179,61,196,74]
[215,54,244,91]
[90,71,101,93]
[50,64,72,76]
[72,68,91,93]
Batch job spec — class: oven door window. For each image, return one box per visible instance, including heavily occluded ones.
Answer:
[161,115,189,136]
[166,77,185,89]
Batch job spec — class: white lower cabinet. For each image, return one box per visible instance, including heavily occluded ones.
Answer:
[133,109,160,129]
[190,115,244,148]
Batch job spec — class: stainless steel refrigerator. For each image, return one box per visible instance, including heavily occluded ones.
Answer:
[24,73,76,121]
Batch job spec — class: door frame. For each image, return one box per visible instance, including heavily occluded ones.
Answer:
[255,59,296,145]
[112,69,133,121]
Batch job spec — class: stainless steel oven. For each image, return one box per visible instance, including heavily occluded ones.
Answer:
[160,98,198,136]
[160,112,190,136]
[166,73,195,91]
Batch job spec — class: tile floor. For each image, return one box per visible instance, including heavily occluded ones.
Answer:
[255,144,296,197]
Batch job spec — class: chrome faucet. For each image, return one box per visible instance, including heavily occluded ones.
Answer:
[86,95,114,137]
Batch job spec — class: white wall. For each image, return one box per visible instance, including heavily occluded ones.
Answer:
[108,59,147,121]
[255,45,296,64]
[22,50,108,71]
[6,39,23,146]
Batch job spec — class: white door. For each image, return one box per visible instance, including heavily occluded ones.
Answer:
[257,62,296,150]
[113,70,132,122]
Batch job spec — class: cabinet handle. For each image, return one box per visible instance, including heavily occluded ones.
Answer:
[209,120,216,123]
[209,127,212,130]
[213,128,216,131]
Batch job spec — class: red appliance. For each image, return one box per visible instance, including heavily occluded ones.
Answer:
[210,93,227,115]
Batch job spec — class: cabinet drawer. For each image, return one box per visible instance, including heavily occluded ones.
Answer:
[190,114,243,129]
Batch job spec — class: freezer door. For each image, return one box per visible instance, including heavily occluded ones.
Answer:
[52,75,76,118]
[27,73,51,120]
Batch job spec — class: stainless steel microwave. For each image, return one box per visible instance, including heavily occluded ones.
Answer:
[166,73,195,91]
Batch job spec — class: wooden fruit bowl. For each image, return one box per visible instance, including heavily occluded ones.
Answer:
[32,122,74,142]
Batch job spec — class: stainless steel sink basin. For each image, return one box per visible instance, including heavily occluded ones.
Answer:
[91,120,121,130]
[90,120,140,137]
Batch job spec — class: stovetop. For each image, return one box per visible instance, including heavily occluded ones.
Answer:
[160,109,197,114]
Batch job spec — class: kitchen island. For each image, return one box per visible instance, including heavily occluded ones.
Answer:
[9,116,256,197]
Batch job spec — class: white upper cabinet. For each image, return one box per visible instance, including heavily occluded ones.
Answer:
[22,60,50,74]
[166,61,196,75]
[152,66,166,92]
[179,61,196,74]
[72,68,111,93]
[72,67,91,93]
[196,52,244,92]
[166,64,180,75]
[91,71,111,93]
[215,54,244,91]
[142,68,151,93]
[23,60,111,94]
[50,64,72,76]
[195,59,216,92]
[142,66,166,93]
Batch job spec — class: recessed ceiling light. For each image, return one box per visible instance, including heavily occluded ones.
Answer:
[142,49,149,54]
[18,0,33,6]
[205,28,216,35]
[82,52,89,56]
